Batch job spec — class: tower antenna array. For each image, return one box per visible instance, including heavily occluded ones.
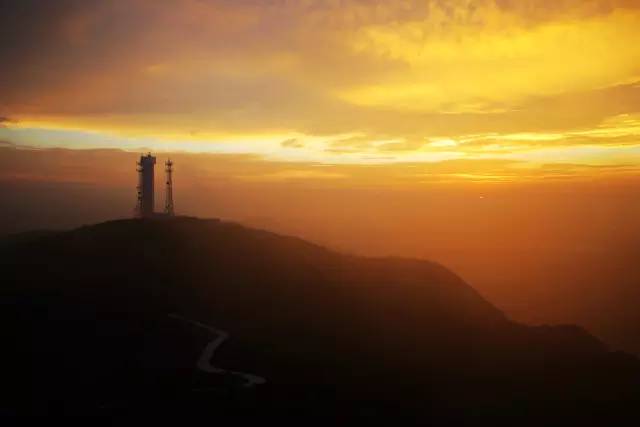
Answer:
[136,160,143,217]
[165,159,175,216]
[136,153,156,218]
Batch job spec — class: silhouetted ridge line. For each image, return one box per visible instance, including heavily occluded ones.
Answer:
[1,217,639,423]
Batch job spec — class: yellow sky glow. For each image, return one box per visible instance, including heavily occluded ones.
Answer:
[1,0,640,182]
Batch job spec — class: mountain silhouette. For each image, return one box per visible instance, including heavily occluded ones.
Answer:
[2,217,639,424]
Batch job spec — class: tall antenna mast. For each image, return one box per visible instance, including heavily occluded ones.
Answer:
[136,153,156,218]
[135,158,143,217]
[165,158,175,216]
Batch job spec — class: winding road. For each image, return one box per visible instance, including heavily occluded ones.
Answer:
[168,313,266,388]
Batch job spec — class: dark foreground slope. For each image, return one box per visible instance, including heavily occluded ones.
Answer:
[1,217,639,424]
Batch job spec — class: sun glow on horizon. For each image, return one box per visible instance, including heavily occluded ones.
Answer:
[1,1,640,182]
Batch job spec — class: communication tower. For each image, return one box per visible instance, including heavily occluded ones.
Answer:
[136,153,156,218]
[165,159,175,216]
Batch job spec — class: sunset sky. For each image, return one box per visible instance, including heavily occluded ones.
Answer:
[2,0,640,354]
[2,0,640,182]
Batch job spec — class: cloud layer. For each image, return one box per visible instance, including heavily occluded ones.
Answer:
[1,0,640,179]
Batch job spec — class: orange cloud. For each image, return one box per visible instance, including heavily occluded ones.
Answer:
[1,0,640,180]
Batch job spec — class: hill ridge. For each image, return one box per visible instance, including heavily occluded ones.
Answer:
[2,216,639,422]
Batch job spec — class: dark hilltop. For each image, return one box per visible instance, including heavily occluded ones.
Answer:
[2,217,639,424]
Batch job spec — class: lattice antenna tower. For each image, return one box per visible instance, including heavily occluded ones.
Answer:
[165,159,175,216]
